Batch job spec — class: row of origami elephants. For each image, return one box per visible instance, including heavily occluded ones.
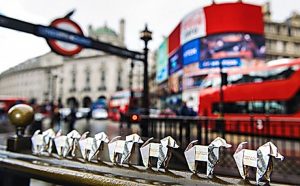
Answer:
[31,129,284,185]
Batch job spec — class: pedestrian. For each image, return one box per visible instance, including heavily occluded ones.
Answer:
[179,102,190,116]
[68,107,77,132]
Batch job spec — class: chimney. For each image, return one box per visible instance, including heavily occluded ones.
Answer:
[119,19,125,44]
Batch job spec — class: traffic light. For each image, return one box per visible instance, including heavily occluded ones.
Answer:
[129,114,140,123]
[221,72,228,86]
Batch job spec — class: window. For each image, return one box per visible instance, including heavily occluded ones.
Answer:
[213,101,287,115]
[98,64,106,91]
[276,41,284,52]
[83,66,91,92]
[69,65,76,92]
[116,66,123,91]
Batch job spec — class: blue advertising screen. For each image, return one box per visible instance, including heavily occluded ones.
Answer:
[199,58,241,69]
[182,39,200,66]
[168,48,182,75]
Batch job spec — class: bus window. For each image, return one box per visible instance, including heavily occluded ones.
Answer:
[227,74,243,85]
[266,101,286,114]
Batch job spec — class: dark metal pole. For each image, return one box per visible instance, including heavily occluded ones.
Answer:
[219,60,224,117]
[143,41,149,115]
[140,24,152,137]
[130,60,134,99]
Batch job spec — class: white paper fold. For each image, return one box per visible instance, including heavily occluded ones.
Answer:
[233,141,284,184]
[107,134,143,165]
[140,136,179,170]
[184,137,231,176]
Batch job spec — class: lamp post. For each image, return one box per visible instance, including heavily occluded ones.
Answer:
[140,24,152,137]
[140,24,152,115]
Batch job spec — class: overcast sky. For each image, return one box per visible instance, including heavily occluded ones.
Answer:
[0,0,299,73]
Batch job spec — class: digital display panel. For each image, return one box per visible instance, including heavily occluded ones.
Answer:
[182,39,201,66]
[156,39,169,83]
[168,48,182,75]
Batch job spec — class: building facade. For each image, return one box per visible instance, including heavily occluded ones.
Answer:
[264,2,300,60]
[0,52,63,103]
[0,19,144,107]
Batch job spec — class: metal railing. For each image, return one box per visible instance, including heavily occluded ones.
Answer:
[140,115,300,185]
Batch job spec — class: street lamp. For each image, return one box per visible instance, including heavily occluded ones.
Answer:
[140,24,152,115]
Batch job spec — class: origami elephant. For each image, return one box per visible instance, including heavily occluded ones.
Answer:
[31,129,56,155]
[140,136,179,170]
[233,141,284,184]
[54,130,81,158]
[108,133,143,165]
[184,137,231,176]
[78,132,109,161]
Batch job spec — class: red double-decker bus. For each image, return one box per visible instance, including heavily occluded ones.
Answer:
[198,58,300,138]
[0,96,27,112]
[108,90,142,122]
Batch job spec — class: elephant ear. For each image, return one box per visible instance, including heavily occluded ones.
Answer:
[95,132,108,141]
[67,130,81,139]
[160,136,179,148]
[210,137,231,148]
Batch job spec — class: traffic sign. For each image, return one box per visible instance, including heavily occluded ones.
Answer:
[46,18,84,56]
[0,14,144,60]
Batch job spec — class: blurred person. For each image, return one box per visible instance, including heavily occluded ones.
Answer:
[68,107,77,132]
[51,106,61,131]
[179,102,196,116]
[29,100,43,135]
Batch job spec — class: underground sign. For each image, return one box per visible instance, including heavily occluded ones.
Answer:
[46,18,84,56]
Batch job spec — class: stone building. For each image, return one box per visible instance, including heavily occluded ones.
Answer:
[264,2,300,60]
[0,52,63,103]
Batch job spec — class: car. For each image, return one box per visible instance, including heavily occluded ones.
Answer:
[159,108,177,117]
[59,108,71,120]
[76,107,91,119]
[149,109,160,117]
[92,108,108,120]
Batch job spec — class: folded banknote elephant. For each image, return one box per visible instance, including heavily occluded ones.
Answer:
[108,133,143,165]
[140,136,179,170]
[233,141,284,184]
[184,137,231,176]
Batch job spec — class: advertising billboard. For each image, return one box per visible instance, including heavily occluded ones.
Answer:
[169,48,182,75]
[180,7,206,44]
[182,39,201,66]
[168,70,183,94]
[200,33,265,67]
[168,23,181,55]
[156,39,168,83]
[204,2,264,35]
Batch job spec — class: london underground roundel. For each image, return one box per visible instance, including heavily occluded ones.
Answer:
[47,18,83,56]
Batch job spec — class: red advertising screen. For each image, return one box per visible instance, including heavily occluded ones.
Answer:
[168,23,181,55]
[204,2,264,35]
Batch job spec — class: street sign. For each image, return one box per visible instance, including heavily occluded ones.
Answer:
[0,15,144,60]
[46,18,84,56]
